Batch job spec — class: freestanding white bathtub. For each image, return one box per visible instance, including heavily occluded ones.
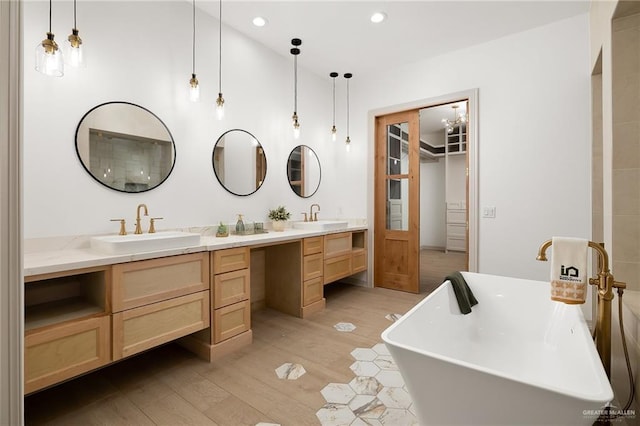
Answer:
[381,272,613,425]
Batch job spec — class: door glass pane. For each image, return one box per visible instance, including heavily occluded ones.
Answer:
[387,123,409,175]
[386,177,409,230]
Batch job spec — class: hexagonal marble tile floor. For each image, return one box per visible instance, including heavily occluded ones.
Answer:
[268,316,417,426]
[316,342,417,425]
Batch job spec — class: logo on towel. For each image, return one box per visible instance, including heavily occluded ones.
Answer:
[560,265,581,282]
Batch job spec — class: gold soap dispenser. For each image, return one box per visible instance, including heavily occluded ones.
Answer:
[235,214,245,234]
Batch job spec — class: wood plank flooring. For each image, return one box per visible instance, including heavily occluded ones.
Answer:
[24,284,425,426]
[420,248,467,294]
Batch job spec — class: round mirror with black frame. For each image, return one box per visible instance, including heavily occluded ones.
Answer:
[75,101,176,193]
[212,129,267,196]
[287,145,321,198]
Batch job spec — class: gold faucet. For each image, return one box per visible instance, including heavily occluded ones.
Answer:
[310,204,320,222]
[148,217,163,233]
[110,218,127,235]
[536,239,626,378]
[134,204,148,234]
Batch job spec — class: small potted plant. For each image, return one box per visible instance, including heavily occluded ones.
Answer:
[216,221,229,237]
[268,205,291,232]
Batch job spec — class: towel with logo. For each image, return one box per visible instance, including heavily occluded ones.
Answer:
[550,236,588,304]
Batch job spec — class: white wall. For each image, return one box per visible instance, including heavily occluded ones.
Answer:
[23,3,593,284]
[23,1,354,238]
[360,13,591,281]
[420,160,446,248]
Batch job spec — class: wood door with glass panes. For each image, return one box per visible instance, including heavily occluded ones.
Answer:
[374,110,420,293]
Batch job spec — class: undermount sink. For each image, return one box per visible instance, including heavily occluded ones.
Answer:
[90,231,201,254]
[292,220,348,231]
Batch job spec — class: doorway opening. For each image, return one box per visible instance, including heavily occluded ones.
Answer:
[418,101,469,293]
[373,90,477,294]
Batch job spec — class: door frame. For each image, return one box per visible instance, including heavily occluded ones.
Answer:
[1,0,24,423]
[367,89,479,287]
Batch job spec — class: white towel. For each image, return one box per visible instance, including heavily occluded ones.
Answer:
[550,237,588,304]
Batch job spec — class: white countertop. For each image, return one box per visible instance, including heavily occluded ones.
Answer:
[24,223,368,277]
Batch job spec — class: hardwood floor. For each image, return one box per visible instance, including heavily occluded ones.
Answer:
[24,284,425,426]
[420,248,467,294]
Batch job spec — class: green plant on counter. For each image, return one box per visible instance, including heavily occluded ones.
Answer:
[268,205,291,221]
[216,221,228,237]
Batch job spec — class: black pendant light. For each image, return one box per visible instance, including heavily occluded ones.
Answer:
[344,73,353,149]
[215,0,225,119]
[189,0,199,102]
[330,72,338,141]
[65,0,85,68]
[291,38,302,139]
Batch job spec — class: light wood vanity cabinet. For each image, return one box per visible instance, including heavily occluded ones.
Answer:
[24,228,369,388]
[213,268,250,309]
[111,253,210,360]
[302,237,324,308]
[323,230,367,285]
[211,247,251,344]
[24,253,211,393]
[113,291,209,360]
[24,266,112,394]
[25,315,111,394]
[111,252,209,312]
[352,231,368,274]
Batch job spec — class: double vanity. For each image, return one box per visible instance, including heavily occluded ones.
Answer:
[23,101,353,395]
[23,223,367,394]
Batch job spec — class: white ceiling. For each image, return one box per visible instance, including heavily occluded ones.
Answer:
[197,0,591,78]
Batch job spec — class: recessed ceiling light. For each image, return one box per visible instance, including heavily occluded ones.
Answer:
[252,16,268,27]
[370,12,387,24]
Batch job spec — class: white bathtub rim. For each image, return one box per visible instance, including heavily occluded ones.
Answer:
[381,273,613,404]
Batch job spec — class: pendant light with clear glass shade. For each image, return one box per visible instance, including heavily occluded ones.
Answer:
[65,0,85,68]
[330,72,338,141]
[35,0,64,77]
[291,38,302,139]
[344,73,352,150]
[215,0,225,119]
[189,0,200,102]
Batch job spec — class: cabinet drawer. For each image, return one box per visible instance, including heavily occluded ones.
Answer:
[212,247,250,275]
[303,253,323,281]
[447,237,467,251]
[25,315,111,394]
[324,232,352,258]
[352,249,367,274]
[324,254,352,285]
[214,300,251,343]
[447,223,466,238]
[112,253,209,312]
[113,291,209,360]
[303,277,323,306]
[303,237,323,256]
[214,269,250,309]
[447,209,466,224]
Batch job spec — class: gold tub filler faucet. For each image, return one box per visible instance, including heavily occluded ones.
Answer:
[536,240,627,379]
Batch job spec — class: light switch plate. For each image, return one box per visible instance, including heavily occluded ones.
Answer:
[482,206,496,218]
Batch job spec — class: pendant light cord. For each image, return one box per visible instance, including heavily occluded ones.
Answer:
[332,77,336,126]
[73,0,77,29]
[218,0,222,93]
[346,78,350,136]
[49,0,52,33]
[294,55,298,113]
[192,0,196,75]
